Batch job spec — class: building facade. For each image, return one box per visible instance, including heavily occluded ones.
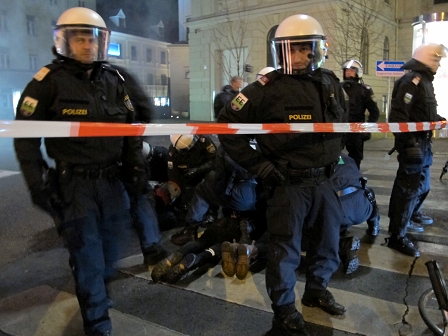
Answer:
[0,0,189,120]
[186,0,448,121]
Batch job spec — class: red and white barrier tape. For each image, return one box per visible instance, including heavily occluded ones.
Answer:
[0,120,446,138]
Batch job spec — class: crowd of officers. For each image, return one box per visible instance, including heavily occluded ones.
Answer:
[12,6,446,336]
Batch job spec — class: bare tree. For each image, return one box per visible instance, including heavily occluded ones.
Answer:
[208,0,252,83]
[323,0,386,68]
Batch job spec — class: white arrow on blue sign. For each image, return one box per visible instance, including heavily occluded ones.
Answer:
[376,60,405,77]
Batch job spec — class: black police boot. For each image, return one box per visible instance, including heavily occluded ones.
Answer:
[236,242,258,280]
[170,223,199,246]
[339,234,360,275]
[221,240,239,277]
[411,211,433,225]
[386,234,420,257]
[302,290,347,316]
[151,251,184,282]
[267,310,310,336]
[164,253,199,284]
[407,221,425,233]
[143,243,168,268]
[364,187,380,236]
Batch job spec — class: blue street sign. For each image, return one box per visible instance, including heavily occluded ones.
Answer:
[376,60,405,77]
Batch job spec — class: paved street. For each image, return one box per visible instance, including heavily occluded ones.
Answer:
[0,133,448,336]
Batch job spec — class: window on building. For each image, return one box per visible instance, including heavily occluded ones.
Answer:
[119,17,126,28]
[148,73,154,85]
[360,29,369,74]
[266,25,278,68]
[160,51,167,64]
[78,1,86,7]
[383,36,390,60]
[0,52,10,69]
[161,74,167,85]
[0,92,10,108]
[434,0,448,4]
[131,46,137,61]
[108,43,121,57]
[0,10,8,31]
[26,15,36,36]
[146,48,153,63]
[29,54,38,70]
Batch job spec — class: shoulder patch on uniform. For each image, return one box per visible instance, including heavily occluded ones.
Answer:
[20,96,38,117]
[231,92,248,111]
[257,75,270,86]
[33,67,51,81]
[364,84,371,90]
[206,143,216,153]
[124,95,134,111]
[404,92,413,104]
[412,76,420,85]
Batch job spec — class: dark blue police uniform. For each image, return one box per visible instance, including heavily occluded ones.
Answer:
[341,80,380,168]
[218,69,348,316]
[14,59,143,335]
[388,59,442,238]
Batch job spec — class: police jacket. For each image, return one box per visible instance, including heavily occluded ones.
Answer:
[389,59,445,151]
[217,69,349,174]
[331,153,363,192]
[14,58,144,191]
[214,85,239,118]
[341,80,379,122]
[167,135,217,189]
[214,145,257,196]
[112,64,154,123]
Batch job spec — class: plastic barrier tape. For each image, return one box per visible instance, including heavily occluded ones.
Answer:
[0,120,446,138]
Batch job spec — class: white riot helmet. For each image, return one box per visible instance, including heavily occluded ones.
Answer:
[342,60,363,80]
[412,43,447,73]
[271,14,327,74]
[53,7,110,62]
[142,141,154,160]
[256,67,276,80]
[170,134,198,151]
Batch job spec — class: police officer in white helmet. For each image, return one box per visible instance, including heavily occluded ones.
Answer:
[14,7,147,336]
[386,43,447,257]
[218,14,349,336]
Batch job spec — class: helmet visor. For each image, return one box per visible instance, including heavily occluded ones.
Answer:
[53,25,110,63]
[271,38,327,74]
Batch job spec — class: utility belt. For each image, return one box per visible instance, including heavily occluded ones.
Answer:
[286,163,335,185]
[56,161,122,180]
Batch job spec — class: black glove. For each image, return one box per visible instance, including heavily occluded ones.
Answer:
[405,146,423,164]
[128,167,148,196]
[184,167,198,178]
[30,186,53,215]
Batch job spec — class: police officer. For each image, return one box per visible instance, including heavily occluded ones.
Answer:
[386,43,447,257]
[113,67,168,268]
[341,60,380,169]
[330,153,380,274]
[13,8,146,336]
[154,134,217,243]
[218,14,349,336]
